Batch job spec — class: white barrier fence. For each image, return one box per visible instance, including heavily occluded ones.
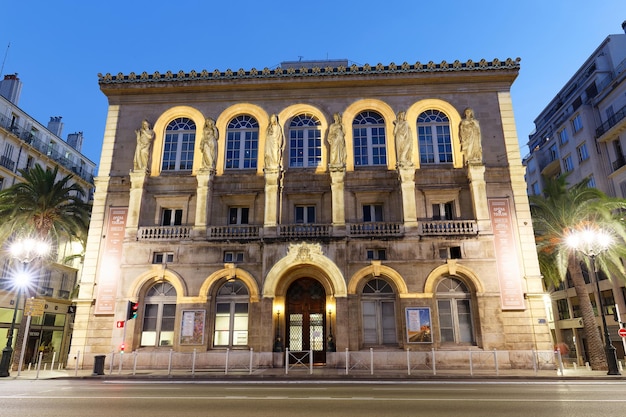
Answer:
[72,348,571,377]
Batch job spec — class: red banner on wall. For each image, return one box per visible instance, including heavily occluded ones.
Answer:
[488,199,526,310]
[94,207,128,315]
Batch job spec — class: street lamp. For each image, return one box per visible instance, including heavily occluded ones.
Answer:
[566,227,621,375]
[0,237,50,377]
[273,307,283,352]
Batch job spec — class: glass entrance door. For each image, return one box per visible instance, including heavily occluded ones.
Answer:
[286,278,326,364]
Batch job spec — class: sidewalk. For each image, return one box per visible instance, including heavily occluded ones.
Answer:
[7,365,626,381]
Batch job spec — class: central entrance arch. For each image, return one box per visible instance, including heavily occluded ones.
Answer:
[286,278,326,364]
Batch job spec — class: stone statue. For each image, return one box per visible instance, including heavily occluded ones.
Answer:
[328,112,346,168]
[393,110,413,168]
[459,107,483,165]
[133,119,155,171]
[264,114,284,169]
[200,117,218,170]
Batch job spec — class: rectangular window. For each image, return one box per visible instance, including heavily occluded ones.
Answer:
[161,208,183,226]
[548,143,558,162]
[432,202,453,220]
[229,207,249,225]
[558,129,568,145]
[572,114,583,133]
[363,204,383,222]
[577,143,589,162]
[295,205,316,223]
[587,175,596,189]
[366,249,387,260]
[439,246,462,259]
[556,299,570,320]
[152,252,174,264]
[223,251,244,263]
[563,155,574,172]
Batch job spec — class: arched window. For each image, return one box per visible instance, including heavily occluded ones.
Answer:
[214,279,249,347]
[140,282,177,347]
[436,277,475,344]
[417,110,452,164]
[162,117,196,171]
[361,278,397,345]
[288,114,322,168]
[353,111,387,167]
[225,115,259,169]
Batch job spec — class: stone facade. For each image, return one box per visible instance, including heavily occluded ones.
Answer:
[69,59,552,368]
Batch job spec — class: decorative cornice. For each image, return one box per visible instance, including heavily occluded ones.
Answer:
[98,58,521,85]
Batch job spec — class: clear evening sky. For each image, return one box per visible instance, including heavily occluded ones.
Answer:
[1,0,623,169]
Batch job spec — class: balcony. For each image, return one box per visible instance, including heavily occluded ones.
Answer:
[0,155,15,171]
[349,222,402,237]
[279,223,331,238]
[137,226,192,241]
[612,154,626,172]
[208,225,260,240]
[419,220,477,236]
[596,104,626,138]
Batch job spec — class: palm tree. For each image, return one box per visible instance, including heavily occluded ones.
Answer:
[0,164,91,370]
[0,164,91,247]
[530,174,626,370]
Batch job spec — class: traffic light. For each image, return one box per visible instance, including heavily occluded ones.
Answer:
[120,343,125,353]
[127,301,139,320]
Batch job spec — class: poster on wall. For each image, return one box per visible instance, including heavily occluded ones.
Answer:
[180,310,206,345]
[406,307,432,343]
[94,207,127,315]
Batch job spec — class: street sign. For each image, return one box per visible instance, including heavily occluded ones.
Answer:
[618,328,626,338]
[24,298,45,317]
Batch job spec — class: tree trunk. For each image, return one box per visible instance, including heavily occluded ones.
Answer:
[568,253,607,370]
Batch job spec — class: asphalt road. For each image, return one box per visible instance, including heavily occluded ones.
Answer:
[1,379,625,417]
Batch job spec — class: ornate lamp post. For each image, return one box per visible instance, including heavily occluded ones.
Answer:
[273,307,283,352]
[0,237,50,377]
[566,227,621,375]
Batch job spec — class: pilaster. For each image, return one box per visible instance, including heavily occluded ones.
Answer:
[126,170,148,240]
[467,163,491,233]
[398,166,418,228]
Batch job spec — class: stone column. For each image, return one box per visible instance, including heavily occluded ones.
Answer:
[467,163,491,233]
[398,167,418,228]
[126,170,148,240]
[264,169,280,233]
[194,169,214,238]
[330,169,346,234]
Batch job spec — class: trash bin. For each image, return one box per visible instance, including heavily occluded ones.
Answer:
[93,355,105,376]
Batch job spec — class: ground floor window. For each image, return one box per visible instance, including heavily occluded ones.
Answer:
[140,282,177,347]
[362,278,397,345]
[436,277,475,344]
[213,279,249,347]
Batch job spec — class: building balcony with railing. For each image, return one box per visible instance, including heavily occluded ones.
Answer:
[135,219,480,242]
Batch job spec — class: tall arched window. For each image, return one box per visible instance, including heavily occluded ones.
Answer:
[214,279,249,347]
[140,282,177,347]
[162,118,196,171]
[436,277,475,344]
[361,278,397,345]
[288,114,322,168]
[417,110,452,165]
[225,115,259,169]
[353,111,387,167]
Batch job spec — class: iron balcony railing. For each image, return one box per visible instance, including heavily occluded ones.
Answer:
[596,104,626,138]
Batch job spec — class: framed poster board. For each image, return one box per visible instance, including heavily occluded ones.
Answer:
[406,307,432,343]
[180,310,206,345]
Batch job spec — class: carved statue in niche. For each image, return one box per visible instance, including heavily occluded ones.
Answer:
[393,110,413,168]
[200,117,218,170]
[264,114,284,170]
[133,119,155,172]
[328,112,346,169]
[459,107,483,165]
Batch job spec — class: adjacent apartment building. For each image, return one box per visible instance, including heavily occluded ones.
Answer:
[0,74,96,368]
[523,23,626,363]
[69,57,552,370]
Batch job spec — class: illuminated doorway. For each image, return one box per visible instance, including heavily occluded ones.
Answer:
[286,278,326,364]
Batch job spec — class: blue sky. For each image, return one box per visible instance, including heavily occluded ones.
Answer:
[1,1,623,168]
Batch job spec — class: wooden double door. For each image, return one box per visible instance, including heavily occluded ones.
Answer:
[286,278,326,364]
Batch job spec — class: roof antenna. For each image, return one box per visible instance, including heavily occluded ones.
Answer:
[298,56,303,62]
[0,42,10,77]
